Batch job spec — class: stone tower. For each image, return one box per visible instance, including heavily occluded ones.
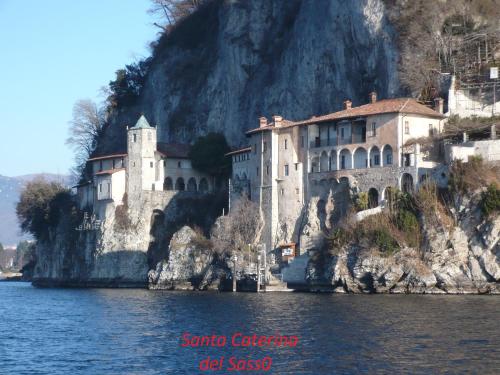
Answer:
[127,115,157,198]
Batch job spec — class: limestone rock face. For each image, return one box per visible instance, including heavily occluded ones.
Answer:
[297,192,500,294]
[96,0,400,156]
[148,226,225,290]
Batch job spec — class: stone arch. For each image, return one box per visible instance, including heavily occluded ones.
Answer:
[242,172,248,180]
[368,188,379,208]
[329,150,337,171]
[339,149,352,170]
[175,177,185,191]
[382,145,394,166]
[163,177,173,191]
[339,176,350,186]
[353,147,368,169]
[187,177,197,192]
[311,156,320,173]
[369,146,381,167]
[401,173,414,193]
[320,151,329,172]
[381,186,396,208]
[199,178,209,193]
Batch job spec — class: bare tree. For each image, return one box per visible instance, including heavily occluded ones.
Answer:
[211,195,263,256]
[66,99,105,178]
[148,0,206,31]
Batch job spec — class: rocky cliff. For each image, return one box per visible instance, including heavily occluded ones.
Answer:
[297,189,500,294]
[96,0,400,155]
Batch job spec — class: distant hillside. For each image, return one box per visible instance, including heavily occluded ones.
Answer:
[0,174,70,246]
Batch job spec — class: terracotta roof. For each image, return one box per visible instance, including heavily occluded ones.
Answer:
[245,98,444,135]
[156,142,191,159]
[225,147,252,156]
[245,119,295,135]
[95,168,125,175]
[88,153,127,162]
[288,98,444,127]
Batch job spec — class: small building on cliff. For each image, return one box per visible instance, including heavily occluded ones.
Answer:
[228,93,446,261]
[75,115,212,210]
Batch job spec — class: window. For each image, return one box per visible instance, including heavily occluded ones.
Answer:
[295,188,299,195]
[281,189,284,196]
[132,162,135,167]
[386,153,393,165]
[178,161,181,168]
[404,153,411,167]
[133,134,137,142]
[371,122,376,136]
[112,160,115,169]
[107,183,110,192]
[284,164,289,176]
[340,128,345,139]
[300,136,305,148]
[254,144,257,154]
[152,183,155,191]
[374,155,380,166]
[263,142,267,152]
[99,183,102,193]
[404,121,410,134]
[256,167,259,175]
[150,161,154,168]
[428,124,434,136]
[99,161,103,171]
[284,139,288,150]
[341,155,346,169]
[266,165,269,175]
[295,163,298,171]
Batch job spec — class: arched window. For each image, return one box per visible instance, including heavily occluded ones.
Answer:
[368,188,379,208]
[199,178,209,193]
[187,177,197,192]
[401,173,414,193]
[163,177,173,191]
[383,145,393,166]
[353,147,368,169]
[339,149,352,170]
[175,177,185,191]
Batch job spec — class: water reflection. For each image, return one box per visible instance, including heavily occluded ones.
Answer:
[0,283,499,374]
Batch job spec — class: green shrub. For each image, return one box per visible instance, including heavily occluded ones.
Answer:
[354,192,369,211]
[481,184,500,217]
[373,228,400,256]
[394,209,420,248]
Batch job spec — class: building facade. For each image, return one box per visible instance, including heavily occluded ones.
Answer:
[229,93,446,259]
[75,115,212,210]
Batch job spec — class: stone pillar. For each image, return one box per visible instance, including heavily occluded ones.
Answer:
[335,150,340,171]
[491,125,497,140]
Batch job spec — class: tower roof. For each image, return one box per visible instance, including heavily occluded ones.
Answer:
[132,114,153,129]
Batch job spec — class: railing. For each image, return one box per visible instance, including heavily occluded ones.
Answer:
[309,135,370,148]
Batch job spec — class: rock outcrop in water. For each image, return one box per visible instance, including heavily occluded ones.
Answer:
[302,191,500,294]
[148,226,229,290]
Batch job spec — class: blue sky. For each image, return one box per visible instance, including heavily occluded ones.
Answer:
[0,0,158,176]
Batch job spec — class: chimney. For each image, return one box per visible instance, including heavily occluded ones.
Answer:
[434,97,444,114]
[273,115,283,127]
[369,91,377,104]
[343,99,352,110]
[259,117,268,128]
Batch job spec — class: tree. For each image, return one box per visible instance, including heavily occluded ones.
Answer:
[188,132,231,179]
[15,240,35,270]
[211,195,262,256]
[66,99,105,178]
[149,0,207,31]
[16,179,72,240]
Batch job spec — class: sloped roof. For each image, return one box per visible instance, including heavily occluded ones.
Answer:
[245,98,444,135]
[132,115,153,129]
[289,98,444,126]
[95,168,125,175]
[156,142,191,159]
[88,153,127,162]
[225,146,252,156]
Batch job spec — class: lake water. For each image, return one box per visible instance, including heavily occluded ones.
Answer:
[0,282,499,374]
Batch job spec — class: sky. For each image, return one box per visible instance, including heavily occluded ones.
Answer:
[0,0,158,177]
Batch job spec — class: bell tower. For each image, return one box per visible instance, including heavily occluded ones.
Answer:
[127,115,157,196]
